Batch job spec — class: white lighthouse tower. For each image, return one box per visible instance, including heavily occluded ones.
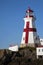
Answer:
[20,8,40,48]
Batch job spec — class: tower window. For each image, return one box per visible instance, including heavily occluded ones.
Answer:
[39,49,40,52]
[42,49,43,52]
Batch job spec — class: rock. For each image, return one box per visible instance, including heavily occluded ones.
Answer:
[0,47,43,65]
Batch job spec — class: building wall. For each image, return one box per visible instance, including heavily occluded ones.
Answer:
[36,47,43,55]
[40,39,43,45]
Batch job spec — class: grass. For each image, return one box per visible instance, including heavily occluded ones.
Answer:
[19,46,36,51]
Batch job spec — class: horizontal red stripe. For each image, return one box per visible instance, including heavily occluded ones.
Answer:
[24,28,36,32]
[25,16,34,18]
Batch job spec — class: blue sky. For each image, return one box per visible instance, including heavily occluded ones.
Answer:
[0,0,43,49]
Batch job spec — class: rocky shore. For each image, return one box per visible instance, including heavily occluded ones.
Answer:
[0,47,43,65]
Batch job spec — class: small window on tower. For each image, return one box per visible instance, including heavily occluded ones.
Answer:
[42,49,43,52]
[23,37,25,40]
[39,49,40,52]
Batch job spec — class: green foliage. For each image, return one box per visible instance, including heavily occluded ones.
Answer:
[19,46,36,51]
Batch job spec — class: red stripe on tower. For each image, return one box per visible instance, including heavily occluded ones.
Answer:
[26,9,33,13]
[23,22,36,44]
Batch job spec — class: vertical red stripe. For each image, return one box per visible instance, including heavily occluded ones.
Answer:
[23,22,36,44]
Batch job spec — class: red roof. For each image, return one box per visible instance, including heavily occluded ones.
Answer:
[25,15,34,18]
[9,44,15,47]
[37,45,43,48]
[26,8,33,13]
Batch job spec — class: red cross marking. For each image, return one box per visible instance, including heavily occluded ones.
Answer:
[23,22,36,44]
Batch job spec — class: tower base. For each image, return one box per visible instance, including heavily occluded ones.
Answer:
[20,43,40,48]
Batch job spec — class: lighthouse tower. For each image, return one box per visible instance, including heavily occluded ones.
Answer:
[20,8,40,48]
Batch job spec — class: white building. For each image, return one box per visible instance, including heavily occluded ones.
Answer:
[8,45,18,52]
[36,46,43,59]
[40,39,43,45]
